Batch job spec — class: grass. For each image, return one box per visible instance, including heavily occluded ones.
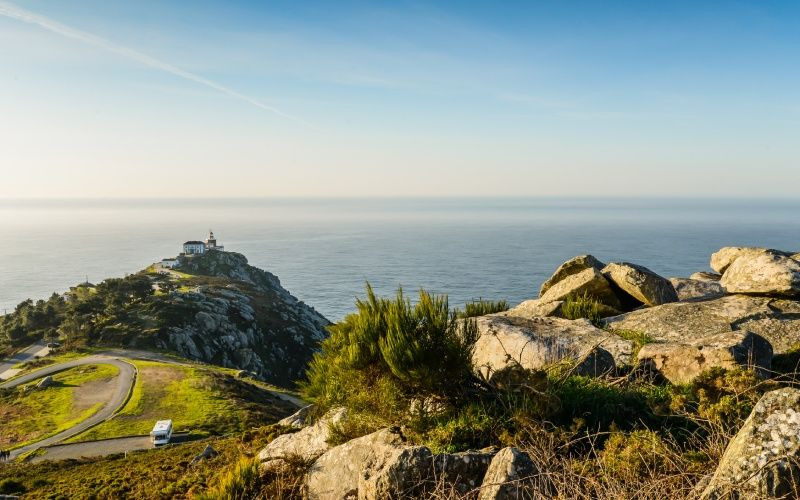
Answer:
[0,364,120,450]
[561,292,620,325]
[72,360,296,442]
[0,434,250,499]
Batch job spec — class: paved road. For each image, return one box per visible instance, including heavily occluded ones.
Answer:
[0,356,136,460]
[29,433,192,463]
[0,341,51,381]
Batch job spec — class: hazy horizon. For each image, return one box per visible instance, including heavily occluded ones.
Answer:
[2,0,799,199]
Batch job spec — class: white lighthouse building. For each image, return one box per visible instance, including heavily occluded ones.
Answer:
[182,230,224,255]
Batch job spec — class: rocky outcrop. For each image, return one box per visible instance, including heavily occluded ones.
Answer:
[190,444,218,465]
[36,376,54,389]
[539,267,622,310]
[278,404,315,429]
[602,262,678,307]
[669,277,725,301]
[690,271,722,282]
[478,447,539,500]
[539,255,605,297]
[636,331,772,384]
[304,428,494,499]
[259,407,346,466]
[499,299,565,319]
[710,247,765,274]
[701,388,800,499]
[603,294,800,353]
[473,315,634,381]
[149,251,330,386]
[709,247,793,274]
[720,251,800,297]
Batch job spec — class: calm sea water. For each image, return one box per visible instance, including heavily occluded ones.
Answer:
[1,198,798,321]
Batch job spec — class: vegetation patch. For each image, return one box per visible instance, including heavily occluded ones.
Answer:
[0,364,119,449]
[73,360,296,442]
[0,435,250,499]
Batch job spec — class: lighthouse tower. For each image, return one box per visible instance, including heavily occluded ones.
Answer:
[204,230,224,251]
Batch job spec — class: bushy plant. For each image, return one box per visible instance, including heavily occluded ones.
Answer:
[302,285,480,409]
[561,292,619,325]
[599,430,678,483]
[460,299,509,318]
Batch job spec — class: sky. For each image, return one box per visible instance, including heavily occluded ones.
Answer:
[0,0,798,198]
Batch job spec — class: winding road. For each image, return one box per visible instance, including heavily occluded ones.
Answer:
[0,355,136,460]
[0,348,303,462]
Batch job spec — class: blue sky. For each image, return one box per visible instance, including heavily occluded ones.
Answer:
[1,0,798,197]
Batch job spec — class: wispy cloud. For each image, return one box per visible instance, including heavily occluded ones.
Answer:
[0,0,307,124]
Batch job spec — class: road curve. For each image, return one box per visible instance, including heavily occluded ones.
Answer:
[0,356,136,460]
[0,341,50,380]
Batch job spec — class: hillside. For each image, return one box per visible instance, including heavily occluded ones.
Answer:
[0,250,330,386]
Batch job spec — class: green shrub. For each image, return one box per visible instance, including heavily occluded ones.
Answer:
[198,457,260,500]
[460,299,509,318]
[670,367,773,431]
[301,284,480,417]
[561,293,619,325]
[600,430,678,483]
[0,478,26,495]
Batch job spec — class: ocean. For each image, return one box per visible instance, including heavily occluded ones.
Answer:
[1,198,798,321]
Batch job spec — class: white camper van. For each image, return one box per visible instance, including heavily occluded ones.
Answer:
[150,420,173,446]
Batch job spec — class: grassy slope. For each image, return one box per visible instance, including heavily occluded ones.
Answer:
[73,360,296,442]
[0,434,250,499]
[0,364,120,449]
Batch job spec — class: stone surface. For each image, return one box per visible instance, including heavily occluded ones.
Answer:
[499,299,565,319]
[701,388,800,499]
[190,444,218,464]
[539,255,605,298]
[710,247,791,274]
[720,252,800,297]
[473,315,634,382]
[603,294,800,353]
[36,376,53,389]
[478,447,538,500]
[669,277,725,302]
[636,330,772,384]
[602,262,678,307]
[539,267,622,309]
[305,428,495,500]
[277,404,315,429]
[258,407,347,464]
[690,272,723,282]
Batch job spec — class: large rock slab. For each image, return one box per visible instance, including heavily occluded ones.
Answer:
[701,388,800,499]
[636,331,772,384]
[478,447,539,500]
[305,428,495,499]
[499,299,565,319]
[669,277,725,302]
[602,262,678,307]
[604,294,800,354]
[710,247,795,273]
[258,407,346,464]
[721,252,800,297]
[539,267,622,309]
[539,255,605,297]
[473,315,635,380]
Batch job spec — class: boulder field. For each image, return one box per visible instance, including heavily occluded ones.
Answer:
[257,246,800,498]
